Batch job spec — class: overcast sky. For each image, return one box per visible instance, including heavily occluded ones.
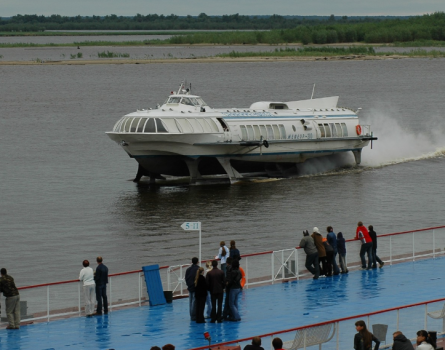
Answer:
[2,0,444,17]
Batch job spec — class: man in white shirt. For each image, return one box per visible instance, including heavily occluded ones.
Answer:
[79,260,96,317]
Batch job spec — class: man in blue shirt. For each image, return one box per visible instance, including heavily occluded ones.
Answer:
[326,226,340,275]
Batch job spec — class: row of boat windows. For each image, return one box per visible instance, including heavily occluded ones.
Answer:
[319,123,348,137]
[114,117,220,133]
[240,125,286,141]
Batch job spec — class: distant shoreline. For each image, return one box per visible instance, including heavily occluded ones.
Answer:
[0,55,410,65]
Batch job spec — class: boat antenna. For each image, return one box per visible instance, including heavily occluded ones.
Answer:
[311,83,316,99]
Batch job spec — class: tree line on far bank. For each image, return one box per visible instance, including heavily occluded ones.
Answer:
[1,12,444,45]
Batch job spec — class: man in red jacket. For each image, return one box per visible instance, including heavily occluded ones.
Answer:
[356,221,373,270]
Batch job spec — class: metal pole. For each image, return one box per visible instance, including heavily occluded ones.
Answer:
[433,230,436,258]
[336,322,340,350]
[413,232,415,261]
[47,286,50,322]
[109,277,112,311]
[139,272,142,307]
[245,257,249,289]
[296,248,300,280]
[78,283,81,316]
[425,304,428,330]
[390,237,392,265]
[271,253,274,284]
[281,250,285,280]
[397,309,400,330]
[304,329,307,350]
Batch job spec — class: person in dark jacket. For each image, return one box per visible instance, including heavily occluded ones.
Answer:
[229,240,241,260]
[243,336,265,350]
[337,232,349,273]
[185,257,199,321]
[354,320,380,350]
[392,331,414,350]
[326,226,340,275]
[322,238,334,277]
[368,225,384,268]
[0,268,20,329]
[227,259,242,321]
[94,256,108,315]
[206,260,225,323]
[222,257,233,320]
[194,267,207,323]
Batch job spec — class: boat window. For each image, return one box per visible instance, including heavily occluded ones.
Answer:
[120,118,130,132]
[168,97,181,104]
[246,125,254,140]
[330,123,337,137]
[197,119,212,133]
[266,125,274,140]
[272,125,280,139]
[175,118,194,133]
[253,125,261,140]
[114,118,124,132]
[124,118,133,132]
[260,125,267,138]
[181,98,194,106]
[279,125,286,139]
[207,118,220,132]
[341,123,348,136]
[137,118,148,132]
[324,123,331,137]
[318,124,325,137]
[162,119,180,133]
[335,123,342,137]
[196,98,208,106]
[240,126,247,140]
[144,118,156,133]
[187,118,203,133]
[217,118,229,131]
[156,118,168,132]
[130,118,140,132]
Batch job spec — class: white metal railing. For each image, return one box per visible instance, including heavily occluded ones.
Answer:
[189,297,445,350]
[1,226,444,324]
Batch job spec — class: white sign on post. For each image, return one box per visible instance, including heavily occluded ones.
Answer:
[181,222,202,265]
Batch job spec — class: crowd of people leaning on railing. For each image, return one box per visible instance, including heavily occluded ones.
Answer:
[299,222,384,279]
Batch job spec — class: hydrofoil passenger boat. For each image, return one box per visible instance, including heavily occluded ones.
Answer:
[106,82,377,184]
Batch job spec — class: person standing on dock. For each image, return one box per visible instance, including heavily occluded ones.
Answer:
[229,240,241,261]
[311,227,327,277]
[299,230,319,279]
[185,257,199,321]
[337,232,349,274]
[368,225,384,268]
[206,260,225,323]
[218,241,230,275]
[326,226,340,275]
[94,256,108,315]
[0,268,20,329]
[79,260,95,317]
[356,222,373,270]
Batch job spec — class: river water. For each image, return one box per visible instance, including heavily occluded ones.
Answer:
[0,57,444,286]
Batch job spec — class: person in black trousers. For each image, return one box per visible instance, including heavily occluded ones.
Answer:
[206,260,225,323]
[194,267,207,323]
[94,256,108,315]
[368,225,384,269]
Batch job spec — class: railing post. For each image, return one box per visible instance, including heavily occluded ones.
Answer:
[425,304,428,330]
[180,265,184,296]
[304,328,307,350]
[245,257,249,289]
[390,236,393,266]
[397,309,400,330]
[281,250,285,280]
[271,252,274,284]
[109,277,112,311]
[47,285,50,322]
[78,283,81,316]
[433,230,436,258]
[167,267,171,292]
[296,248,299,280]
[138,272,142,306]
[413,232,415,261]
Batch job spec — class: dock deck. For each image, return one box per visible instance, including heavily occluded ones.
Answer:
[2,257,445,349]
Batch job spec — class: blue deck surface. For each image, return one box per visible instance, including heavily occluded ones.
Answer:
[2,257,445,349]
